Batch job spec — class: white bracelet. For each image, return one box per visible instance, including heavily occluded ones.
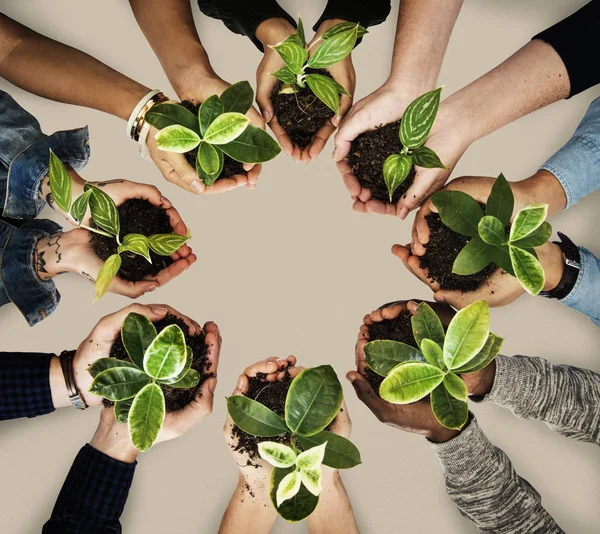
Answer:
[126,89,163,139]
[138,121,152,160]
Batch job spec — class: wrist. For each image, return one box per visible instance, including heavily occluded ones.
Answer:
[256,17,296,48]
[427,427,460,444]
[462,360,496,397]
[34,232,67,281]
[49,355,71,409]
[519,169,568,216]
[314,18,347,39]
[90,415,139,464]
[167,49,218,101]
[39,170,87,220]
[539,242,565,292]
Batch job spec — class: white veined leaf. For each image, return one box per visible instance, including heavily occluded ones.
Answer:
[94,253,121,302]
[203,113,249,145]
[383,154,412,202]
[305,74,343,114]
[48,150,72,213]
[270,40,307,75]
[117,233,151,263]
[400,87,443,149]
[308,25,359,69]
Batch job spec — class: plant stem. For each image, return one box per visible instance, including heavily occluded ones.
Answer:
[79,224,113,238]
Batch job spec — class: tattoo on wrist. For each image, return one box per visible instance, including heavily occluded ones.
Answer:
[34,233,64,279]
[34,248,48,276]
[81,271,96,284]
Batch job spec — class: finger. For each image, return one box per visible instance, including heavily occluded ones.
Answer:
[413,201,435,256]
[308,122,336,160]
[153,304,199,335]
[247,105,266,130]
[161,152,205,195]
[144,254,196,287]
[177,376,217,431]
[268,115,294,156]
[398,168,449,216]
[355,338,368,374]
[256,73,279,125]
[337,160,361,198]
[164,207,191,259]
[380,303,408,321]
[333,109,364,162]
[357,187,372,203]
[109,277,159,299]
[328,398,351,438]
[203,174,249,194]
[346,372,387,418]
[358,324,369,339]
[287,365,305,379]
[352,199,367,213]
[246,164,262,187]
[203,322,221,376]
[123,182,164,207]
[365,199,396,216]
[362,313,373,326]
[94,303,168,336]
[243,359,280,378]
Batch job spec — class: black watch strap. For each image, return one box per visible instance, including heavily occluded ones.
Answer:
[539,232,581,300]
[59,350,87,410]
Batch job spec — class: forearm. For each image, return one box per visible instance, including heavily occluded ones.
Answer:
[0,14,148,120]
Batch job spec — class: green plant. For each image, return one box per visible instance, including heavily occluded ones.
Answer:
[144,81,280,185]
[364,301,502,430]
[431,173,552,295]
[270,18,366,115]
[48,152,190,300]
[87,312,200,451]
[227,365,361,522]
[382,87,447,202]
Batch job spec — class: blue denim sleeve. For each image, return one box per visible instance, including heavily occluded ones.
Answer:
[559,247,600,327]
[0,91,90,219]
[540,96,600,209]
[0,219,62,325]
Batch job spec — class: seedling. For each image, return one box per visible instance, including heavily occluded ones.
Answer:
[364,301,502,430]
[270,18,366,115]
[382,88,446,202]
[431,173,552,295]
[48,152,189,300]
[227,365,361,522]
[145,81,280,185]
[88,313,200,451]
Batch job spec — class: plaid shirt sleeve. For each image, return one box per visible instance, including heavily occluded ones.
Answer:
[0,351,55,420]
[43,444,137,534]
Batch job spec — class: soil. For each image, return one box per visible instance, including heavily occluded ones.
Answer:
[104,313,209,412]
[271,68,335,149]
[348,121,415,204]
[91,199,173,282]
[419,212,498,292]
[180,100,245,180]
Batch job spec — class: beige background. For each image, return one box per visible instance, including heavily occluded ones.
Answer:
[0,0,599,532]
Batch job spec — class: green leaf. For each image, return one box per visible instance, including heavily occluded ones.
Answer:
[478,215,507,246]
[199,95,224,136]
[412,146,446,169]
[197,141,222,176]
[430,383,468,430]
[203,112,249,145]
[279,83,299,95]
[144,103,200,134]
[221,81,254,115]
[364,339,425,377]
[165,368,200,388]
[128,383,165,452]
[383,153,412,202]
[296,442,327,471]
[297,431,361,469]
[321,21,368,40]
[48,150,72,213]
[509,204,549,242]
[271,66,297,84]
[379,362,445,404]
[285,365,343,437]
[227,395,289,437]
[510,221,552,248]
[305,74,343,114]
[70,189,92,225]
[121,312,157,369]
[143,324,187,380]
[155,124,201,153]
[443,301,490,370]
[94,254,121,301]
[308,26,358,69]
[118,233,151,263]
[258,441,297,468]
[196,147,223,186]
[270,467,318,523]
[509,245,545,295]
[148,231,191,256]
[86,185,120,237]
[453,333,503,374]
[159,346,193,385]
[431,190,484,237]
[485,173,514,225]
[453,237,494,276]
[299,467,322,497]
[411,302,445,349]
[271,40,307,75]
[490,244,515,276]
[114,398,134,424]
[276,469,302,506]
[88,358,139,379]
[219,124,281,163]
[89,366,150,401]
[296,17,306,47]
[443,372,468,401]
[399,87,442,149]
[420,339,445,369]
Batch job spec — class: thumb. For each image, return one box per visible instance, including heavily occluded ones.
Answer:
[346,371,384,415]
[169,153,205,195]
[332,113,361,162]
[256,76,277,124]
[179,376,217,432]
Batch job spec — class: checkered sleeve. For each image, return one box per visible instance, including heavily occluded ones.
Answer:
[0,351,55,420]
[43,444,137,534]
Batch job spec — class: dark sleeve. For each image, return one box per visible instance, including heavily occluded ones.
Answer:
[533,0,600,98]
[314,0,392,32]
[43,445,136,534]
[0,351,55,420]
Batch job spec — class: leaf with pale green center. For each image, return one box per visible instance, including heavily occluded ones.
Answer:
[430,383,469,430]
[121,312,157,369]
[296,17,306,47]
[271,40,307,74]
[276,470,302,506]
[379,362,445,404]
[305,74,343,114]
[478,215,506,245]
[86,185,120,237]
[431,190,484,237]
[490,244,515,276]
[128,383,165,452]
[443,372,468,401]
[411,302,445,349]
[143,324,187,380]
[271,66,297,84]
[199,95,224,135]
[221,81,254,114]
[155,124,201,153]
[296,442,327,470]
[220,124,281,163]
[88,358,139,379]
[453,333,503,374]
[453,237,494,276]
[94,254,121,301]
[270,467,318,522]
[227,395,289,437]
[145,103,200,134]
[159,346,193,385]
[299,467,322,497]
[279,84,298,95]
[89,367,150,401]
[509,246,545,295]
[510,221,552,248]
[308,25,358,69]
[322,21,368,40]
[364,339,424,377]
[48,150,72,212]
[164,368,200,388]
[203,112,249,145]
[70,189,92,225]
[197,141,222,176]
[148,231,191,256]
[443,301,490,370]
[412,146,446,169]
[297,432,361,469]
[118,233,151,263]
[114,398,133,424]
[399,87,442,149]
[420,339,445,369]
[486,173,514,225]
[510,204,549,242]
[258,442,297,468]
[196,145,223,186]
[383,153,412,202]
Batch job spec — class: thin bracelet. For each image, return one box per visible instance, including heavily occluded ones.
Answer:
[126,90,168,141]
[138,121,152,160]
[59,350,87,410]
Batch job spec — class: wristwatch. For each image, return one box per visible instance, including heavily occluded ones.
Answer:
[59,350,88,410]
[539,232,581,300]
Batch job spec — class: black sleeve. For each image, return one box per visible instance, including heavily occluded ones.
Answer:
[533,0,600,98]
[314,0,392,32]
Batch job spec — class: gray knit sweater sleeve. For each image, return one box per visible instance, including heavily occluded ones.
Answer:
[429,417,564,533]
[481,355,600,444]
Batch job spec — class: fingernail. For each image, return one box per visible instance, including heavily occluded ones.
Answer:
[332,116,340,127]
[434,294,445,302]
[191,180,204,194]
[150,305,168,315]
[236,376,244,389]
[264,110,273,122]
[332,148,339,161]
[146,284,159,292]
[160,196,172,207]
[398,207,408,219]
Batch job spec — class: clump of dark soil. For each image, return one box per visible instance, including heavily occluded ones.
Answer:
[271,69,335,149]
[91,199,173,281]
[180,101,245,179]
[419,212,498,292]
[104,313,208,412]
[348,121,415,204]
